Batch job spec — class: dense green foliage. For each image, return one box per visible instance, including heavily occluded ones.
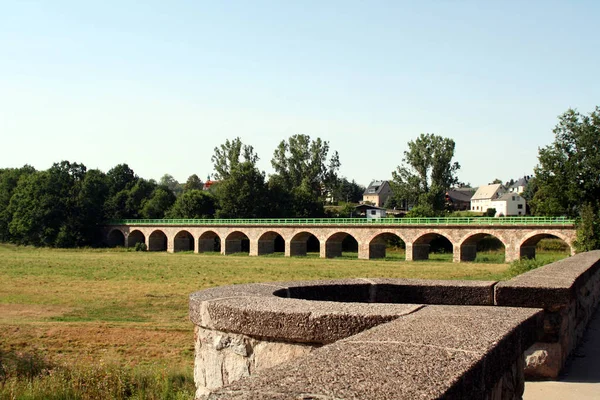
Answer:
[390,133,460,216]
[0,135,350,247]
[530,107,600,250]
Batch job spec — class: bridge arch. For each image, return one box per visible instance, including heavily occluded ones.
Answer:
[174,230,195,252]
[519,232,574,260]
[325,232,358,259]
[289,231,320,257]
[458,232,507,262]
[225,231,250,255]
[127,230,145,248]
[148,230,168,251]
[367,232,407,260]
[198,231,221,253]
[412,232,453,261]
[257,231,285,256]
[107,229,125,247]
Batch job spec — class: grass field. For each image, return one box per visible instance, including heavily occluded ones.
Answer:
[0,244,569,399]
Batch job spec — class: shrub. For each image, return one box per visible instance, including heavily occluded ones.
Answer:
[134,242,147,252]
[505,258,548,279]
[485,208,496,217]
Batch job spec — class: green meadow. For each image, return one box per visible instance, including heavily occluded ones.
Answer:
[0,244,568,399]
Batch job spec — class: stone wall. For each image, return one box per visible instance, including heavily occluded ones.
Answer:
[189,280,541,399]
[495,250,600,378]
[105,223,577,262]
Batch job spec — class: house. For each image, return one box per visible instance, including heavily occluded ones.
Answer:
[470,184,506,213]
[490,193,527,216]
[509,176,530,194]
[445,188,474,211]
[355,204,387,219]
[362,181,392,207]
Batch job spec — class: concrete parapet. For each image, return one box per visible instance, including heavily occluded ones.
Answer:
[189,251,600,397]
[495,250,600,379]
[190,279,540,399]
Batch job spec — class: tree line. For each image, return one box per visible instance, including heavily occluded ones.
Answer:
[1,107,598,249]
[0,134,364,247]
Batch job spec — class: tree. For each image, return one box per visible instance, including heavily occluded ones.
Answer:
[391,133,460,214]
[184,174,204,191]
[574,203,600,252]
[0,166,36,241]
[6,161,101,247]
[490,178,503,185]
[531,107,600,217]
[166,189,216,219]
[140,186,176,218]
[215,161,269,218]
[211,137,259,180]
[106,164,137,195]
[328,177,365,204]
[270,134,340,200]
[159,174,183,197]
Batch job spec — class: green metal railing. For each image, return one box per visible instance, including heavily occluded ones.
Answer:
[106,217,575,226]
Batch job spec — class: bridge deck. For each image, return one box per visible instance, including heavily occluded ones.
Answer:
[107,217,574,226]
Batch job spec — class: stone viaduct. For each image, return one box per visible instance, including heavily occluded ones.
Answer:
[104,218,576,263]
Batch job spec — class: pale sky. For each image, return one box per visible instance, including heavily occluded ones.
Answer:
[1,1,598,187]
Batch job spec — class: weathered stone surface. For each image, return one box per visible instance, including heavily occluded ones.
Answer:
[200,296,422,343]
[494,251,600,379]
[494,251,600,308]
[205,305,541,400]
[524,343,563,379]
[368,278,496,305]
[194,326,315,399]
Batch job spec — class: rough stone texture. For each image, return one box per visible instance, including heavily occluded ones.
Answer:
[104,223,576,262]
[204,305,541,400]
[495,250,600,378]
[523,343,563,378]
[194,326,315,399]
[368,278,496,305]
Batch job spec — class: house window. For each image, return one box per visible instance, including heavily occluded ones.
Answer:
[371,210,376,215]
[517,204,523,209]
[512,196,515,201]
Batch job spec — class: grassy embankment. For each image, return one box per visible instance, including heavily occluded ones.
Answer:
[0,243,568,399]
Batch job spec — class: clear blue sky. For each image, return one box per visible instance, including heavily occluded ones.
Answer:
[1,1,598,187]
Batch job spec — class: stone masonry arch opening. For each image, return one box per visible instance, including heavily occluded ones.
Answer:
[127,230,145,248]
[326,232,358,259]
[174,230,195,252]
[225,231,250,255]
[148,230,167,251]
[460,234,506,263]
[257,231,285,256]
[412,233,453,262]
[198,231,221,253]
[520,234,572,261]
[368,233,406,260]
[289,232,320,257]
[107,229,125,247]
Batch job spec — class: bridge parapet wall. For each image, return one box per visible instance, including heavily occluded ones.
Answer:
[189,251,600,398]
[495,250,600,378]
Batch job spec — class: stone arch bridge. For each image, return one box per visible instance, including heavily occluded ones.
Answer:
[104,217,576,263]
